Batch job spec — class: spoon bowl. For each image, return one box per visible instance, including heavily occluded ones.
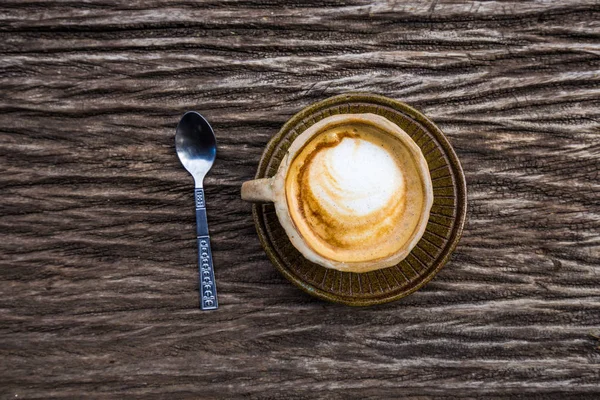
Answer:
[176,111,217,187]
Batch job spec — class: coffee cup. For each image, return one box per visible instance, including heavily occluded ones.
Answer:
[241,113,433,273]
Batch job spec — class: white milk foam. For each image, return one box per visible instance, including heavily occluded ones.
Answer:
[306,137,404,217]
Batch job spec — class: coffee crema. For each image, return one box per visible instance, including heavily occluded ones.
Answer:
[285,121,426,263]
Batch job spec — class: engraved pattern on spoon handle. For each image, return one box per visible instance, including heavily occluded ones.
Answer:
[195,188,218,310]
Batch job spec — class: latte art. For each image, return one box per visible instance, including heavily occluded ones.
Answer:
[286,122,426,263]
[306,137,405,218]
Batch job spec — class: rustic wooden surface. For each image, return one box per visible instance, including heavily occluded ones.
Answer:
[1,0,599,398]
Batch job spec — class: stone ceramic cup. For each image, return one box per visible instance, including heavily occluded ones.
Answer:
[241,113,433,273]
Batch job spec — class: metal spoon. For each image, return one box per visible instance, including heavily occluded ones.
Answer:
[175,111,218,310]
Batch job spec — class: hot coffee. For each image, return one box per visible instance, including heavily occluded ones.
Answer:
[241,113,433,273]
[285,119,426,263]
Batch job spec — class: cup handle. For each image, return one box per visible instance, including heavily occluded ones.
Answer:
[241,177,276,203]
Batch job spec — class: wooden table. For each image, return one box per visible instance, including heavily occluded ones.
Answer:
[1,1,599,398]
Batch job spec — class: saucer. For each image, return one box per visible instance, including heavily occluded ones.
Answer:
[252,93,467,306]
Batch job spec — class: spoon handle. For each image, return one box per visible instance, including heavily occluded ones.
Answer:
[195,188,218,310]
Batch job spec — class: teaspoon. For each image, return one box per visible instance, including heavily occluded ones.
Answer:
[175,111,218,310]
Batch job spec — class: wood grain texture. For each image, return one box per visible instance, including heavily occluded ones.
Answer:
[1,0,599,398]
